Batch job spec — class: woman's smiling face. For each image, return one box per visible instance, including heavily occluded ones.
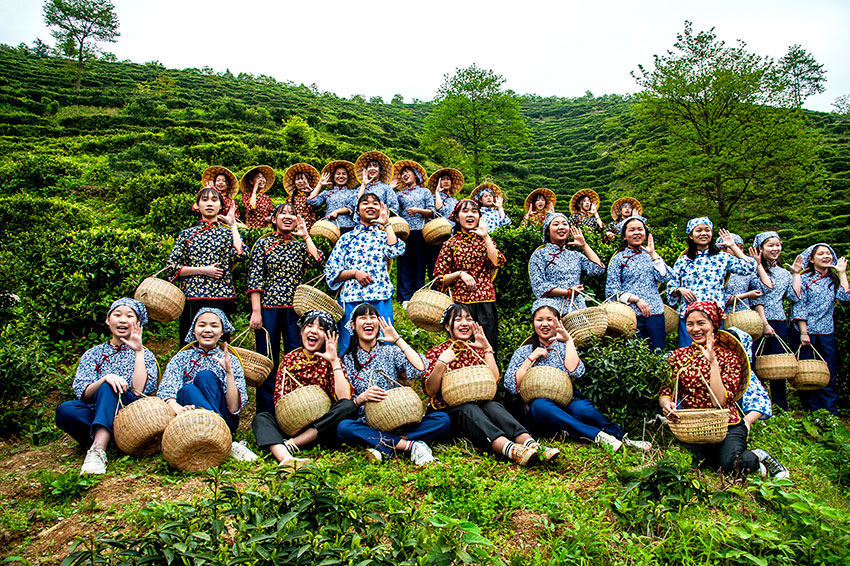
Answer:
[301,319,326,353]
[106,306,138,340]
[685,310,713,345]
[194,312,223,348]
[447,310,475,341]
[533,308,558,342]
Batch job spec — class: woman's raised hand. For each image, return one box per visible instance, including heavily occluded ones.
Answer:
[294,216,309,239]
[789,254,804,274]
[319,171,331,187]
[389,176,400,190]
[469,322,491,351]
[748,246,762,263]
[495,195,504,209]
[216,343,233,375]
[554,318,572,343]
[120,321,144,352]
[836,257,847,274]
[699,329,717,364]
[218,204,237,227]
[376,203,390,226]
[568,226,587,247]
[473,217,490,238]
[377,317,400,344]
[643,233,656,255]
[718,228,736,248]
[317,330,340,363]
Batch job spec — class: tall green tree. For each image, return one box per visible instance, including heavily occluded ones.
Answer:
[620,22,825,226]
[779,44,827,109]
[42,0,119,91]
[422,64,529,186]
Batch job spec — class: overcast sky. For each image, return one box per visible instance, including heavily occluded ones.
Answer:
[1,0,848,111]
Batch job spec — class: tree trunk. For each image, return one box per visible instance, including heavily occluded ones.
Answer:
[75,40,84,92]
[472,150,480,187]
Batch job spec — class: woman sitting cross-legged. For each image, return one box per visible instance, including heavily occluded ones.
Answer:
[251,310,358,469]
[505,301,651,453]
[423,304,559,466]
[336,304,451,464]
[55,298,159,475]
[156,308,257,462]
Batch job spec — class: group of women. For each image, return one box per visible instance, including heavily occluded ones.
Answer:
[56,151,847,481]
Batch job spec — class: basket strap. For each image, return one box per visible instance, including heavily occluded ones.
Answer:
[450,339,488,365]
[305,273,326,287]
[775,334,794,355]
[755,336,766,357]
[573,288,602,306]
[731,295,740,312]
[372,368,402,388]
[796,343,826,362]
[231,328,251,348]
[282,367,305,390]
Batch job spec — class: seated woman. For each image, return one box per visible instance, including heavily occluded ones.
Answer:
[505,301,650,452]
[520,188,555,228]
[252,310,357,468]
[567,190,604,233]
[660,301,788,478]
[353,151,399,212]
[285,163,320,231]
[202,165,241,220]
[55,298,159,475]
[240,166,275,229]
[471,183,511,232]
[423,304,559,466]
[529,212,605,316]
[306,160,359,234]
[604,197,641,242]
[156,308,257,462]
[336,304,451,464]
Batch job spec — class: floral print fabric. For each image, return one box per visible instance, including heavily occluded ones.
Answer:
[661,344,744,424]
[247,234,323,308]
[274,348,349,405]
[425,340,493,410]
[529,244,605,314]
[504,341,585,396]
[397,185,436,231]
[307,186,358,228]
[158,345,247,413]
[166,221,247,300]
[325,224,405,303]
[792,272,850,334]
[606,248,670,316]
[241,192,273,229]
[73,343,158,403]
[434,233,506,303]
[668,251,755,316]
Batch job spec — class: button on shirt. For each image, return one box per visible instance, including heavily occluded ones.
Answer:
[307,186,358,228]
[606,248,670,316]
[529,244,605,314]
[668,251,755,316]
[434,233,506,303]
[157,346,247,413]
[73,343,159,406]
[397,185,436,231]
[791,272,850,334]
[751,264,799,321]
[325,224,405,303]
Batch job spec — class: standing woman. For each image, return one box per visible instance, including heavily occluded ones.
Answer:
[55,298,159,475]
[167,187,247,346]
[240,165,275,229]
[667,218,755,347]
[247,203,324,415]
[790,244,849,415]
[604,197,641,242]
[392,160,435,303]
[520,188,556,228]
[202,166,241,221]
[605,216,669,351]
[529,212,605,316]
[353,151,399,212]
[433,199,506,356]
[306,160,359,234]
[284,163,320,231]
[336,304,451,464]
[717,233,763,316]
[567,190,604,233]
[471,183,511,232]
[424,304,559,466]
[325,193,405,352]
[425,167,462,277]
[750,231,800,410]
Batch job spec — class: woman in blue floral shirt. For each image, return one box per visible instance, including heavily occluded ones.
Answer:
[716,234,763,316]
[336,304,451,464]
[353,151,398,212]
[391,160,435,303]
[790,243,849,415]
[306,160,359,234]
[326,193,405,352]
[471,183,511,232]
[166,187,247,346]
[668,217,755,347]
[247,202,324,415]
[55,298,159,475]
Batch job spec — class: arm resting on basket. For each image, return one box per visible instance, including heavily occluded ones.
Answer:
[425,349,455,397]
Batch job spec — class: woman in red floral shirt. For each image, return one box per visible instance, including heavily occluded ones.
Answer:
[660,301,788,478]
[285,163,319,231]
[433,200,506,356]
[240,165,275,229]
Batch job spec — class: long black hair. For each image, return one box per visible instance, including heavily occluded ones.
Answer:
[803,245,840,289]
[529,305,561,349]
[343,303,380,372]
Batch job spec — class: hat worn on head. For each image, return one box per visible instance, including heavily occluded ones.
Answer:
[284,163,320,196]
[610,197,642,220]
[202,166,239,199]
[800,242,838,268]
[753,231,780,250]
[185,307,235,344]
[427,168,464,196]
[716,232,744,248]
[355,151,393,185]
[108,297,149,327]
[240,165,276,195]
[686,216,713,235]
[569,189,600,215]
[524,188,557,213]
[392,160,427,188]
[471,182,503,203]
[321,160,358,189]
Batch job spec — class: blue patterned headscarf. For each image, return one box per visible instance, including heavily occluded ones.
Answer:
[616,215,649,236]
[753,231,780,250]
[686,217,713,234]
[107,297,149,327]
[298,309,336,332]
[715,232,744,248]
[800,243,838,267]
[542,212,569,243]
[184,308,235,343]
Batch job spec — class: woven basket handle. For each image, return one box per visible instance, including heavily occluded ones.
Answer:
[450,339,488,365]
[112,386,147,418]
[305,273,326,287]
[572,288,602,306]
[370,368,402,389]
[231,327,271,353]
[282,367,305,390]
[795,343,826,362]
[673,351,724,409]
[769,333,794,355]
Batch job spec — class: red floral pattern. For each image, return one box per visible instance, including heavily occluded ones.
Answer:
[292,191,317,231]
[433,233,506,303]
[273,348,350,405]
[661,344,744,424]
[424,340,494,410]
[241,192,273,229]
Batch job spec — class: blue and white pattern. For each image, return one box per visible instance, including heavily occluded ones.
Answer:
[351,181,399,213]
[183,308,235,344]
[343,343,425,415]
[753,231,780,250]
[722,272,759,314]
[668,251,756,316]
[605,248,670,316]
[107,298,149,327]
[157,345,247,413]
[480,207,512,232]
[529,244,605,314]
[800,242,838,267]
[325,224,405,303]
[73,343,158,403]
[434,192,459,227]
[504,341,585,396]
[686,217,713,234]
[751,264,798,320]
[396,185,436,231]
[307,186,358,228]
[725,328,772,419]
[792,271,850,334]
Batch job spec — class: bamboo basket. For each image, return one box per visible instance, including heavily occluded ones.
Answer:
[602,301,637,337]
[161,409,231,472]
[725,298,764,341]
[293,279,344,322]
[275,369,332,435]
[754,335,797,381]
[521,366,573,406]
[440,341,497,406]
[407,286,453,332]
[423,217,452,244]
[230,328,274,388]
[388,215,410,240]
[664,305,679,334]
[134,270,185,322]
[365,386,425,432]
[561,296,608,347]
[113,395,174,457]
[310,218,341,244]
[789,346,830,391]
[666,362,729,444]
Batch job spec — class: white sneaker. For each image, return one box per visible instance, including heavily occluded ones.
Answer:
[402,301,410,310]
[230,440,258,462]
[623,435,652,451]
[409,441,435,465]
[365,448,383,462]
[594,431,623,453]
[80,447,107,475]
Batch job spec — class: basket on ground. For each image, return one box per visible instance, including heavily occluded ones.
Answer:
[664,305,678,334]
[231,328,274,388]
[365,387,425,432]
[388,216,410,240]
[561,306,608,347]
[726,299,763,341]
[667,408,729,444]
[293,284,344,322]
[602,301,637,337]
[423,217,452,244]
[275,385,332,436]
[113,396,174,457]
[441,365,497,407]
[754,336,797,381]
[407,288,453,332]
[161,409,231,471]
[310,219,341,244]
[134,277,185,322]
[520,366,573,406]
[790,346,830,390]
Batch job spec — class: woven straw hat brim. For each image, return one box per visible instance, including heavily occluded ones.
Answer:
[569,189,600,215]
[355,151,393,185]
[284,163,321,196]
[202,166,239,199]
[427,168,465,195]
[524,188,557,213]
[714,330,750,402]
[321,160,358,189]
[471,182,504,202]
[392,160,428,189]
[610,197,643,220]
[240,165,276,195]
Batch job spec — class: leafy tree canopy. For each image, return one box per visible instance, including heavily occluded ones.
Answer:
[779,44,827,109]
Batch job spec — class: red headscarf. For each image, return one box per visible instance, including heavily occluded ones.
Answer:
[684,301,725,330]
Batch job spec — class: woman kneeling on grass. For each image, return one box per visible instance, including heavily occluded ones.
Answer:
[505,301,651,453]
[55,298,159,475]
[156,308,257,462]
[336,304,451,464]
[251,310,357,469]
[423,304,559,466]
